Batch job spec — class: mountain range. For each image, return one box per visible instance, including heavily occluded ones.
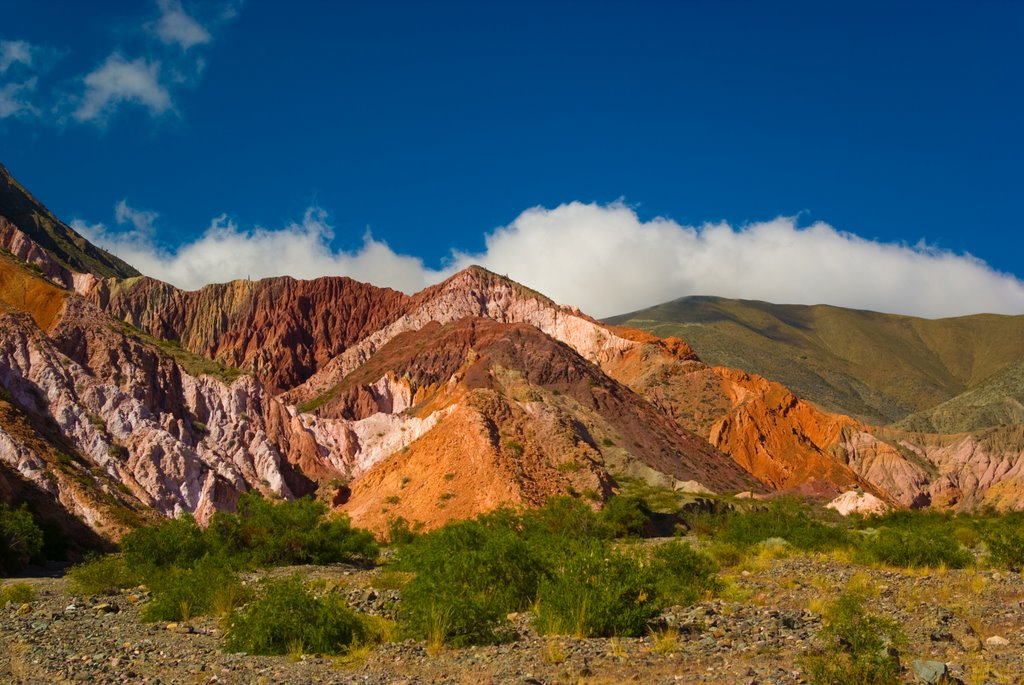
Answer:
[2,161,1024,550]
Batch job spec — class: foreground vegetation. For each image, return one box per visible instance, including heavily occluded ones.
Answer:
[54,490,1024,683]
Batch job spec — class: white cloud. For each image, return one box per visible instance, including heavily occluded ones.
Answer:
[2,2,238,127]
[0,78,38,118]
[73,201,1024,319]
[73,54,172,123]
[455,203,1024,318]
[0,40,34,73]
[73,207,443,294]
[152,0,212,50]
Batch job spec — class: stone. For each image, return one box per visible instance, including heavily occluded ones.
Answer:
[985,635,1010,647]
[911,659,949,684]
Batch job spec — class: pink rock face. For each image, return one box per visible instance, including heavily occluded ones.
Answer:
[0,216,76,288]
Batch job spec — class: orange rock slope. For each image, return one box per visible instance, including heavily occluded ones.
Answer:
[333,317,759,533]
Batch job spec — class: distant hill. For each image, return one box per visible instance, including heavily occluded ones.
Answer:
[607,296,1024,427]
[895,357,1024,433]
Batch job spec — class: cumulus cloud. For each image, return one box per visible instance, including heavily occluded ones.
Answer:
[152,0,212,50]
[454,203,1024,318]
[73,54,172,123]
[73,207,442,294]
[73,201,1024,319]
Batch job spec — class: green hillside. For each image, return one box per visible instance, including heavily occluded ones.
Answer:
[607,296,1024,426]
[0,163,139,280]
[895,357,1024,433]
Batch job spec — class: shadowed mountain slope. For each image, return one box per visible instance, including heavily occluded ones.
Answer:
[0,164,139,281]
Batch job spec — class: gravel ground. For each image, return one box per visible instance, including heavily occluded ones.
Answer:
[2,554,1022,684]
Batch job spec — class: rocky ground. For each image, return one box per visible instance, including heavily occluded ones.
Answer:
[1,549,1023,685]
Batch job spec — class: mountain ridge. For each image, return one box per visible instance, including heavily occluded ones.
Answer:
[607,294,1024,428]
[4,161,1024,549]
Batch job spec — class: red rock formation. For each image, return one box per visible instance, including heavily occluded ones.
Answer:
[85,275,413,393]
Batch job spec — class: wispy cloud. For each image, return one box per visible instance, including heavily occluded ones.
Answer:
[0,78,38,119]
[74,201,1024,319]
[2,1,237,127]
[151,0,212,50]
[0,40,35,73]
[0,40,43,119]
[73,55,172,123]
[115,199,160,235]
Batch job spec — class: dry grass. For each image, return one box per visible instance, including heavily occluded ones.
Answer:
[542,637,567,664]
[425,604,452,656]
[648,627,678,654]
[334,642,374,670]
[372,570,413,590]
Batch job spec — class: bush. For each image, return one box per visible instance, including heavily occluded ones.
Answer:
[711,498,850,552]
[395,497,724,645]
[67,555,140,595]
[649,541,720,606]
[121,513,211,572]
[856,527,973,569]
[535,539,658,637]
[803,588,905,684]
[207,493,378,567]
[522,496,609,541]
[142,559,247,622]
[599,496,648,538]
[981,513,1024,571]
[398,518,545,646]
[225,576,363,655]
[0,581,37,605]
[0,503,45,573]
[385,517,421,546]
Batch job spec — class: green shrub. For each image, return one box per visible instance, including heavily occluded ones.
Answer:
[67,555,140,595]
[0,581,37,604]
[121,513,211,572]
[225,575,363,655]
[207,493,378,567]
[710,498,850,552]
[981,513,1024,571]
[803,588,905,684]
[385,517,421,546]
[536,539,658,637]
[142,559,245,622]
[704,540,744,568]
[398,518,544,646]
[649,541,720,605]
[0,503,45,573]
[522,496,609,541]
[856,528,973,569]
[599,495,648,538]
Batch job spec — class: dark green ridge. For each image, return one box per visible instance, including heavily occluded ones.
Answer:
[0,163,140,279]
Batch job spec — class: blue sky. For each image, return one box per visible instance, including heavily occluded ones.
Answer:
[1,1,1022,317]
